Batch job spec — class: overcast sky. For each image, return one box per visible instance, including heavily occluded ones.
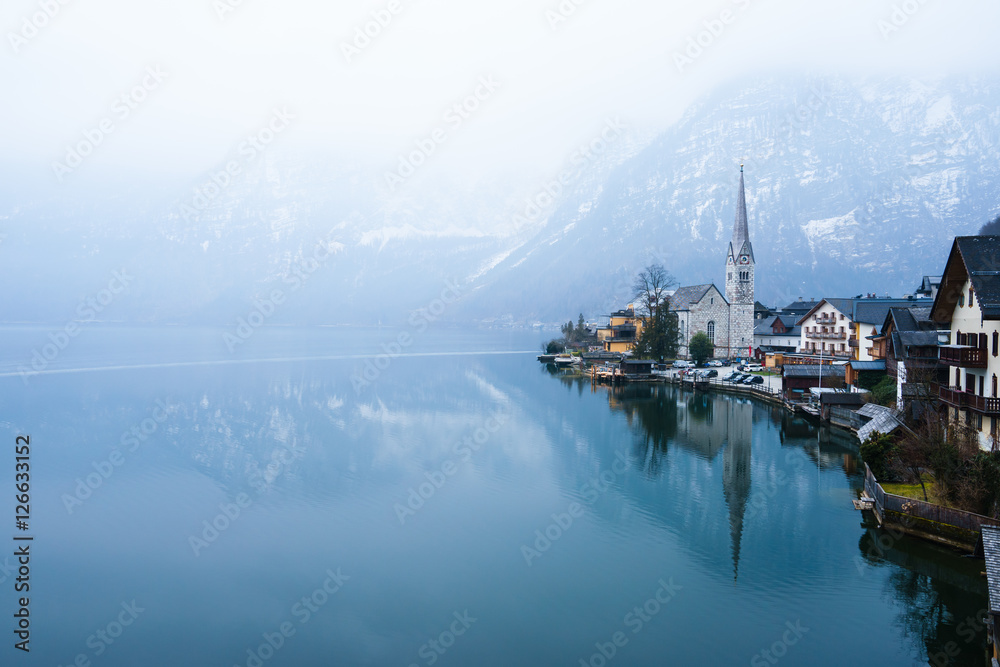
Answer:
[2,0,999,186]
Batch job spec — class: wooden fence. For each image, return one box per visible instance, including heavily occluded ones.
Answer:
[864,464,1000,544]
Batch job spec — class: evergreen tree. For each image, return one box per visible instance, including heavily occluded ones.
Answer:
[689,332,714,366]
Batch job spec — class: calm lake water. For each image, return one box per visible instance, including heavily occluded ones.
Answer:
[0,326,989,666]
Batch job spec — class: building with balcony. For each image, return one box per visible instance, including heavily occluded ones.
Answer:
[597,306,644,353]
[930,236,1000,451]
[753,313,800,358]
[851,297,933,362]
[795,298,855,359]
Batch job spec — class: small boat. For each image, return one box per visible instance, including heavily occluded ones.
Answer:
[537,354,557,363]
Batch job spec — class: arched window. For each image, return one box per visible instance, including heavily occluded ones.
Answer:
[707,321,715,342]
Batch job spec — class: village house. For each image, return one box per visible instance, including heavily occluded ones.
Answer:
[597,306,643,353]
[866,306,944,410]
[930,236,1000,451]
[753,313,801,361]
[796,298,855,359]
[851,297,933,362]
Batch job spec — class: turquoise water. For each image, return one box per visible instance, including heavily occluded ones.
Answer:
[0,326,988,666]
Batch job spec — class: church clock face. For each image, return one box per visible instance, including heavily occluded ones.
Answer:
[739,256,749,265]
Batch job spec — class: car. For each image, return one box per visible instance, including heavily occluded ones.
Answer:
[745,364,764,373]
[740,375,755,384]
[703,370,718,378]
[725,372,743,382]
[672,360,691,369]
[707,360,723,367]
[747,375,764,385]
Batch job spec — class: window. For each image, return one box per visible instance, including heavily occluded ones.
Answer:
[959,294,965,307]
[992,374,997,397]
[707,321,715,342]
[970,288,975,307]
[980,375,985,396]
[993,331,998,357]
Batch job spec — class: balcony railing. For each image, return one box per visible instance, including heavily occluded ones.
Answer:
[939,386,1000,414]
[939,345,987,368]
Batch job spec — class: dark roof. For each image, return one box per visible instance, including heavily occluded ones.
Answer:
[983,525,1000,614]
[783,364,847,379]
[849,360,886,371]
[856,404,904,442]
[853,299,932,327]
[820,393,866,407]
[781,299,821,313]
[932,236,1000,322]
[897,330,939,347]
[669,284,724,311]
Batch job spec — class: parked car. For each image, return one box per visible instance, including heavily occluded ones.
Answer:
[745,364,764,373]
[672,360,691,368]
[707,360,723,367]
[725,372,743,382]
[739,375,755,384]
[747,375,764,385]
[703,370,718,378]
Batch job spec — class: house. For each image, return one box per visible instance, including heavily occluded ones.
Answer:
[780,298,822,322]
[845,360,886,392]
[983,525,1000,666]
[754,314,801,359]
[598,306,644,353]
[782,364,846,399]
[874,306,945,411]
[851,297,933,362]
[796,298,855,359]
[930,236,1000,451]
[671,284,730,360]
[914,275,941,300]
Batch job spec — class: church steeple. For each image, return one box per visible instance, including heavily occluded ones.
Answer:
[725,165,755,359]
[728,164,753,263]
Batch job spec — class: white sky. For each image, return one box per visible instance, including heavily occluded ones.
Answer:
[2,0,998,183]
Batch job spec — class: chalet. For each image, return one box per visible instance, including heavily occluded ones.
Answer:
[796,299,855,359]
[914,275,941,300]
[851,297,932,362]
[868,306,945,410]
[930,236,1000,451]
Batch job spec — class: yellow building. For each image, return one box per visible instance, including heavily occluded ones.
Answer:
[598,306,644,353]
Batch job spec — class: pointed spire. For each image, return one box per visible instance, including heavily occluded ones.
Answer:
[728,166,753,263]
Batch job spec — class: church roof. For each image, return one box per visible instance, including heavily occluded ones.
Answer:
[669,284,726,311]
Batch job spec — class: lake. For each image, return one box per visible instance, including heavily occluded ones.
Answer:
[0,326,989,666]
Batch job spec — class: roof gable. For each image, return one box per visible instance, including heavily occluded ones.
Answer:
[932,236,1000,322]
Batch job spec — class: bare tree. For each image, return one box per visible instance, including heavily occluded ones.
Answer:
[632,264,676,318]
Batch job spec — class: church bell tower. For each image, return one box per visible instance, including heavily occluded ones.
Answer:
[725,165,755,359]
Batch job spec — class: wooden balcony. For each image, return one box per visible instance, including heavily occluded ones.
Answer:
[938,345,987,368]
[939,386,1000,414]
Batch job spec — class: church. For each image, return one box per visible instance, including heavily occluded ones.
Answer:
[672,166,755,360]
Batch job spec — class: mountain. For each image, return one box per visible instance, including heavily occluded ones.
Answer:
[462,75,1000,323]
[3,75,999,328]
